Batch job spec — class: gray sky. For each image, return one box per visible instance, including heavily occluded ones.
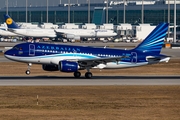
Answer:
[0,0,108,8]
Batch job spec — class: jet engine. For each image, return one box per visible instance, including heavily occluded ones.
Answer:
[59,60,79,72]
[42,64,59,71]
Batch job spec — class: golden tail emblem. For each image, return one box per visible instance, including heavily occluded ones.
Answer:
[6,18,13,25]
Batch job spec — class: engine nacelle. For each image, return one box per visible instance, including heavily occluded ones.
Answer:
[66,34,80,40]
[59,61,79,72]
[66,34,75,39]
[74,36,80,40]
[42,64,59,71]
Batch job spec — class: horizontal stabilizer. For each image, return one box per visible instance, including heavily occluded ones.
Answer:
[146,56,171,64]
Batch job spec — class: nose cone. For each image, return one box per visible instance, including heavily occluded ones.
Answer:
[4,50,10,57]
[4,49,13,59]
[4,50,9,55]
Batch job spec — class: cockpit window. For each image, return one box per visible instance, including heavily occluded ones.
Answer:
[13,46,22,50]
[12,46,19,50]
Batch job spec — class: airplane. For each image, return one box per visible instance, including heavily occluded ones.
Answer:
[4,14,117,41]
[4,22,170,78]
[4,14,57,39]
[4,15,57,38]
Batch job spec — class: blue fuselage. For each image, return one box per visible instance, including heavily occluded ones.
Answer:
[4,42,169,69]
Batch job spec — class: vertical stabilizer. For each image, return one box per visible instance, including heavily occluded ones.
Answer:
[134,23,168,55]
[4,14,20,29]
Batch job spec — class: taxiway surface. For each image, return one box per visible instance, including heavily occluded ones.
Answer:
[0,76,179,86]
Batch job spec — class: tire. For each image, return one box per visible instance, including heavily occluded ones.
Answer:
[85,72,92,79]
[25,70,30,75]
[74,71,81,78]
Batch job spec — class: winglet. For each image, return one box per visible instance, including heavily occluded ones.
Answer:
[4,14,20,29]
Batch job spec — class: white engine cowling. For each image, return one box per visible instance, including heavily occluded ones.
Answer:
[74,36,80,40]
[66,34,80,40]
[66,34,75,39]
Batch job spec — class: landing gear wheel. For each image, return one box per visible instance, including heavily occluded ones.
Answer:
[74,71,81,78]
[85,72,92,79]
[25,63,32,75]
[25,70,30,75]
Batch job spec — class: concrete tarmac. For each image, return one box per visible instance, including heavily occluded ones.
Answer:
[0,76,179,86]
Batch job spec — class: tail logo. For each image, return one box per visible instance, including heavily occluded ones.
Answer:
[6,18,13,25]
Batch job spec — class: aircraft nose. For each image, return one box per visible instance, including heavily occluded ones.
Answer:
[4,50,10,57]
[4,50,9,55]
[4,49,13,58]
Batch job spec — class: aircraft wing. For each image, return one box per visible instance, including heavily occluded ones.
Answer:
[54,30,64,35]
[54,30,71,38]
[75,56,126,68]
[54,30,71,36]
[7,28,15,32]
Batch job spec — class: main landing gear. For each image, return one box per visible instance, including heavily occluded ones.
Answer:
[85,68,92,78]
[74,71,81,78]
[74,68,93,79]
[85,72,92,79]
[25,63,32,75]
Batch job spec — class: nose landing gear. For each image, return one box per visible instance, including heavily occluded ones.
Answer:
[25,63,32,75]
[25,70,30,75]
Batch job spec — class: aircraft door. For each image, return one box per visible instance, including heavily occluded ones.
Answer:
[29,44,35,56]
[131,52,137,63]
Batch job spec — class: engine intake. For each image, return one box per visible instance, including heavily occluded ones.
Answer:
[59,60,78,72]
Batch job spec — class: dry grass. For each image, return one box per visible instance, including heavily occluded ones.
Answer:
[0,86,179,120]
[0,59,180,119]
[0,59,180,76]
